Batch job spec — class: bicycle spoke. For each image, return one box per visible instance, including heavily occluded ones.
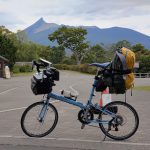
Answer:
[21,102,58,137]
[99,101,139,140]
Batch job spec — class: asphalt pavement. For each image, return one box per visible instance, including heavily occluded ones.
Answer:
[0,70,150,150]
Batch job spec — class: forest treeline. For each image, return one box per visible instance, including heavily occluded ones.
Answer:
[0,26,150,73]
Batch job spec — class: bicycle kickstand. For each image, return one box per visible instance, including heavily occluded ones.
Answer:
[103,135,107,141]
[103,126,111,141]
[81,123,85,129]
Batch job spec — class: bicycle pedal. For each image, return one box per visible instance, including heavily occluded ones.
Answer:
[115,127,118,131]
[81,124,85,129]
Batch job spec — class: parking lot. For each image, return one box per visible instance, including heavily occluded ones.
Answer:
[0,70,150,150]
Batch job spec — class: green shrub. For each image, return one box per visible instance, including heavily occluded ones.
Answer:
[87,67,97,74]
[54,64,69,70]
[13,63,96,75]
[79,64,89,73]
[12,65,20,73]
[19,66,26,72]
[12,64,32,73]
[61,57,76,65]
[19,65,31,72]
[54,64,97,74]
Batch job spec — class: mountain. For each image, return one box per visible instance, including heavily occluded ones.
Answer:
[24,17,60,46]
[24,18,150,49]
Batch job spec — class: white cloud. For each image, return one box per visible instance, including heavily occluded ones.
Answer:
[0,0,150,36]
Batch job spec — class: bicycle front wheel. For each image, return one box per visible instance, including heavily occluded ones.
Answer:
[99,101,139,140]
[21,101,58,137]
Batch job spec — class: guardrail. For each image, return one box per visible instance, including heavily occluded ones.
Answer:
[134,73,150,78]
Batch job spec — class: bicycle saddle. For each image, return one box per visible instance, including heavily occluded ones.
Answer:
[90,62,111,69]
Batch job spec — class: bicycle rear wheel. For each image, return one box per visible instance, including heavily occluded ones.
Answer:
[21,101,58,137]
[99,101,139,140]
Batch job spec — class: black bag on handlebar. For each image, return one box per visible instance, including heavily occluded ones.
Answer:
[50,68,59,81]
[31,74,53,95]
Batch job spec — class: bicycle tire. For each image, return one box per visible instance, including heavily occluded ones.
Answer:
[21,101,58,137]
[99,101,139,140]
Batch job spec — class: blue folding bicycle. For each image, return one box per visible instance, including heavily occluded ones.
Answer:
[21,59,139,140]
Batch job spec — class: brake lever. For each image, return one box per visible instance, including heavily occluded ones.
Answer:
[37,66,40,73]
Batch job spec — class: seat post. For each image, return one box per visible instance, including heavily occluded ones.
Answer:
[95,68,102,79]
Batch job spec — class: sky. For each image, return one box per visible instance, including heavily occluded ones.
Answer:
[0,0,150,36]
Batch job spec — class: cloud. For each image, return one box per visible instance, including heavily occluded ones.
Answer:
[67,0,150,19]
[0,12,23,25]
[0,0,150,35]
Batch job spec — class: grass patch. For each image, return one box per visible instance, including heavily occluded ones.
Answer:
[134,86,150,91]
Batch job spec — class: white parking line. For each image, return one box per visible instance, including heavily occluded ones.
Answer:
[0,87,18,95]
[0,135,149,146]
[0,107,27,113]
[104,140,150,146]
[0,100,59,113]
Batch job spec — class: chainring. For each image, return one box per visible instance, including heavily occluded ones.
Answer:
[78,109,94,124]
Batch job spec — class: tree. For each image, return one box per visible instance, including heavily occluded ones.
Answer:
[49,46,65,64]
[0,32,17,69]
[16,30,29,43]
[83,44,106,63]
[138,56,150,73]
[132,43,150,61]
[38,46,52,61]
[0,26,12,35]
[111,40,132,51]
[49,26,89,65]
[61,56,76,65]
[38,45,65,64]
[16,42,46,62]
[132,43,145,52]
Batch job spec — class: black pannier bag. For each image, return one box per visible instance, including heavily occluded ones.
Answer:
[95,77,107,92]
[104,74,126,94]
[96,69,126,94]
[31,74,53,95]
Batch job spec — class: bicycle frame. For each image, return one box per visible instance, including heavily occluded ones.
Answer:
[39,78,116,125]
[36,65,116,124]
[47,79,98,110]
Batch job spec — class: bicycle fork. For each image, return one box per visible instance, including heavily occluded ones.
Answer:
[38,100,49,123]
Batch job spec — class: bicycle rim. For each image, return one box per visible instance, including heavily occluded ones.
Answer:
[99,101,139,140]
[21,101,58,137]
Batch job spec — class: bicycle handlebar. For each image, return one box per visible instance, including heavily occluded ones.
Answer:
[32,60,55,79]
[32,60,45,73]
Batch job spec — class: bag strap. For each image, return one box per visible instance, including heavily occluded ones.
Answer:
[116,51,128,70]
[112,69,132,74]
[111,53,117,70]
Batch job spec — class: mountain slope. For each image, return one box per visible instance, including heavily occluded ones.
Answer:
[24,18,150,49]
